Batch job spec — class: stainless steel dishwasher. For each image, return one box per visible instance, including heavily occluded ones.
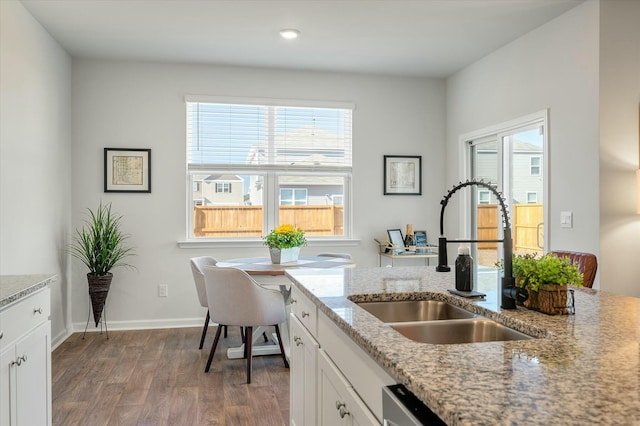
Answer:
[382,384,447,425]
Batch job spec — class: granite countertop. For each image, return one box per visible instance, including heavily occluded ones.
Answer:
[285,266,640,426]
[0,274,57,309]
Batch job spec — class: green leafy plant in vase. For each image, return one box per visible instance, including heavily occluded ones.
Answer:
[67,202,135,327]
[264,224,307,264]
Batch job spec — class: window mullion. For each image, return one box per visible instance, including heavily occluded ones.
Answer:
[265,172,278,233]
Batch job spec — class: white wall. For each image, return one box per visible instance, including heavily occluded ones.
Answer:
[599,0,640,297]
[446,2,601,285]
[0,0,72,343]
[71,60,445,329]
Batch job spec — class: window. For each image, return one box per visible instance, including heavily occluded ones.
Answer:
[527,192,538,203]
[280,188,307,206]
[186,96,353,240]
[530,156,541,176]
[478,190,491,204]
[216,183,232,193]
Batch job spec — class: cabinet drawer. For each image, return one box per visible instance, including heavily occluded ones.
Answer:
[290,285,317,336]
[0,288,50,346]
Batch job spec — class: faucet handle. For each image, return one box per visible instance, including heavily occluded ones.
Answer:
[504,286,528,303]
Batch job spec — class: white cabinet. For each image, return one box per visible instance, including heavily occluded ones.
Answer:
[317,349,379,426]
[0,288,51,426]
[289,283,391,426]
[289,314,318,426]
[290,285,318,334]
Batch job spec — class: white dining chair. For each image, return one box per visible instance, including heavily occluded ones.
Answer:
[202,266,289,384]
[190,256,223,349]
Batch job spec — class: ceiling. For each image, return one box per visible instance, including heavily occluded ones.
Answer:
[21,0,584,78]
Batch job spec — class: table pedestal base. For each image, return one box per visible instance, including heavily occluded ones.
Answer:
[226,326,290,361]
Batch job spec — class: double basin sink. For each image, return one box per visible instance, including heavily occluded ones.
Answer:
[355,300,533,344]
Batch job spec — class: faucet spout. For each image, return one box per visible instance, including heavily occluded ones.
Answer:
[435,180,527,309]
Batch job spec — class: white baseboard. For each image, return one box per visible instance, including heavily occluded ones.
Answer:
[52,317,210,348]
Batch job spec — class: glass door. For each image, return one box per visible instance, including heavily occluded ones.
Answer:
[469,124,545,269]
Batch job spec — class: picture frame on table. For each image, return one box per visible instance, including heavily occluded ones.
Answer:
[104,148,151,193]
[383,155,422,195]
[414,230,427,247]
[387,228,405,250]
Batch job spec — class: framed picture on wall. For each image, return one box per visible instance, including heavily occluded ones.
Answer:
[104,148,151,193]
[384,155,422,195]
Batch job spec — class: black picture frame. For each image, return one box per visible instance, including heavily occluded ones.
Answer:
[387,228,405,249]
[383,155,422,195]
[104,148,151,193]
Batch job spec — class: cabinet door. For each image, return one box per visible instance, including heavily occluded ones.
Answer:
[15,322,51,426]
[318,350,347,426]
[318,350,379,426]
[1,345,16,426]
[290,314,318,426]
[343,386,380,426]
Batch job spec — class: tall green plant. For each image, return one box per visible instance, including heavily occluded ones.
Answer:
[68,202,135,275]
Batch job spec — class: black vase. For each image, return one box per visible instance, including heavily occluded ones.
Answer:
[87,272,112,326]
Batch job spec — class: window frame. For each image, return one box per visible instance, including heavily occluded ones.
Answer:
[530,156,542,176]
[183,95,354,244]
[215,182,232,193]
[279,187,308,206]
[478,190,491,204]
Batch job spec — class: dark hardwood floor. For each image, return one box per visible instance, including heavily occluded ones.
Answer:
[52,326,290,425]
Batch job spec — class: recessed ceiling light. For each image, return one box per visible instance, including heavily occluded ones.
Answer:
[279,29,300,40]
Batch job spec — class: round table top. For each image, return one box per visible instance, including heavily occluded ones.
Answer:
[216,255,353,275]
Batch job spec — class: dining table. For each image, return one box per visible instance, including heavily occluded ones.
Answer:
[215,255,354,360]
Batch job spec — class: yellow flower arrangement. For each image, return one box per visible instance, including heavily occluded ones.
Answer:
[263,224,307,249]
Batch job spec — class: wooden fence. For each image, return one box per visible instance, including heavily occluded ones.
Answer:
[477,203,543,253]
[193,205,344,237]
[193,203,541,252]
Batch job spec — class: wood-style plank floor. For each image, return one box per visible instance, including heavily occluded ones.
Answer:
[52,326,290,425]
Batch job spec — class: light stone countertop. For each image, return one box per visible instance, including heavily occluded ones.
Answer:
[285,266,640,426]
[0,274,57,309]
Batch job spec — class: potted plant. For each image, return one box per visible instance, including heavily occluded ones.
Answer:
[68,202,134,326]
[505,253,583,315]
[263,224,307,264]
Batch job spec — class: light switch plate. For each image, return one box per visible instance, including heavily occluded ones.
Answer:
[560,211,573,228]
[158,284,168,297]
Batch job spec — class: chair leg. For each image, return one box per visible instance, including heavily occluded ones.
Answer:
[223,325,228,338]
[245,326,253,384]
[240,327,245,342]
[262,331,269,342]
[199,310,210,350]
[275,325,289,369]
[204,325,223,373]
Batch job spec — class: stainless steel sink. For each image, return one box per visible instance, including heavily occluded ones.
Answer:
[356,300,477,322]
[389,319,533,344]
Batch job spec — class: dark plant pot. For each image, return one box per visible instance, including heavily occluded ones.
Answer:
[87,272,113,326]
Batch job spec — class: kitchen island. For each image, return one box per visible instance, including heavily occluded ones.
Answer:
[286,266,639,425]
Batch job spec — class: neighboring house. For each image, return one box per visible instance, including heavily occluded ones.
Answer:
[194,174,244,205]
[247,126,347,206]
[475,140,543,205]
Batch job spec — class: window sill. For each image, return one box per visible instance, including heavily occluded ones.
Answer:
[177,238,361,249]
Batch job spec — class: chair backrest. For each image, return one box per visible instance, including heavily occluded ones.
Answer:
[190,256,218,308]
[317,252,352,259]
[203,266,286,327]
[551,251,598,288]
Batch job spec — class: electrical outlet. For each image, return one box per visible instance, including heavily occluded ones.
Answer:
[158,284,168,297]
